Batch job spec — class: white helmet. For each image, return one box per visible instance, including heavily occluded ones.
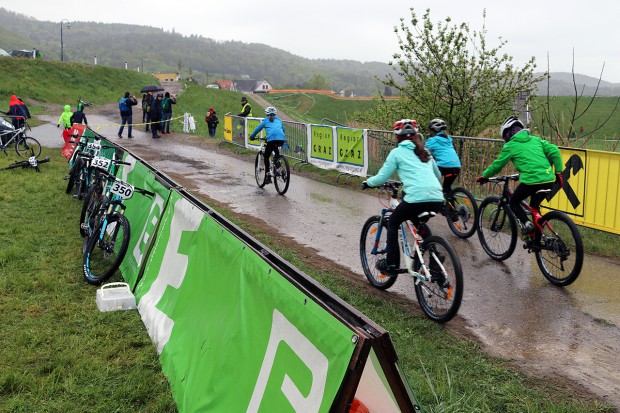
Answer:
[265,106,277,115]
[500,116,524,142]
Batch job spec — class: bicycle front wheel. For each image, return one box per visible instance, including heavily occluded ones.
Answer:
[359,215,396,290]
[255,151,266,188]
[80,185,105,238]
[534,211,584,286]
[83,213,130,285]
[66,158,82,195]
[446,187,478,239]
[15,137,42,158]
[477,196,518,261]
[413,235,463,323]
[273,156,290,195]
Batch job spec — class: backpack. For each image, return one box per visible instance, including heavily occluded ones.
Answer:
[118,98,129,112]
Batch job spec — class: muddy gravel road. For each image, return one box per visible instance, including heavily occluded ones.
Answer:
[34,105,620,410]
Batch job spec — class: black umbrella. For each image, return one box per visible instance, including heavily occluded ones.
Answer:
[140,84,165,93]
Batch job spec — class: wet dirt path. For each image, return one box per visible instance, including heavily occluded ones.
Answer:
[34,111,620,410]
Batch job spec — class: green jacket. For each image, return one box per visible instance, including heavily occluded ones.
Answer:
[57,105,73,128]
[482,130,563,184]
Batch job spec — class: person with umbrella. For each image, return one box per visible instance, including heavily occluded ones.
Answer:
[118,91,138,139]
[149,93,164,139]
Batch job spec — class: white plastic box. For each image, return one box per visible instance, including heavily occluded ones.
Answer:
[96,282,137,312]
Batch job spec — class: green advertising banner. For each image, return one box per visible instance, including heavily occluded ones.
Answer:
[335,127,367,176]
[246,117,263,149]
[309,125,335,167]
[135,192,358,412]
[116,155,171,288]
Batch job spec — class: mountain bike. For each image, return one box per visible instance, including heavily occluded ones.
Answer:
[66,138,115,199]
[476,173,584,286]
[2,151,50,172]
[253,137,290,195]
[82,173,154,285]
[360,181,463,323]
[78,153,130,241]
[442,186,478,239]
[0,117,42,158]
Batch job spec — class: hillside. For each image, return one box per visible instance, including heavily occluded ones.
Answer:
[1,7,619,97]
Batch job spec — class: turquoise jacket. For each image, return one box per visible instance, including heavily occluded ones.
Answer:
[425,132,461,168]
[482,130,563,184]
[250,116,286,142]
[366,140,444,204]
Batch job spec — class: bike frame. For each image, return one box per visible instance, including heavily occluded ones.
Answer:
[500,176,550,237]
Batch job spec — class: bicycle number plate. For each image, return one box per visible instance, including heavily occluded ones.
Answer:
[86,142,101,154]
[109,180,134,200]
[28,156,38,167]
[92,156,111,171]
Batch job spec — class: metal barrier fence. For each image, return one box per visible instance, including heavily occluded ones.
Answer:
[281,120,308,168]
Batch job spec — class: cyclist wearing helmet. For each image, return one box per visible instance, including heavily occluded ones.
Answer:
[249,107,287,184]
[425,118,461,195]
[477,115,564,236]
[238,96,252,117]
[363,119,444,276]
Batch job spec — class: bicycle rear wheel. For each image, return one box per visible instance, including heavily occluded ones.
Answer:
[83,213,130,285]
[534,211,584,286]
[254,151,266,188]
[446,187,478,239]
[15,137,42,158]
[66,157,82,195]
[413,235,463,323]
[477,196,518,261]
[80,185,105,238]
[273,155,290,195]
[359,215,396,290]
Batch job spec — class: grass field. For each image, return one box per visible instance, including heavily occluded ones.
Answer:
[0,148,613,412]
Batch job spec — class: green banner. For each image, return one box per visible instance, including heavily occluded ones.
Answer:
[135,193,357,412]
[247,118,263,148]
[116,156,171,288]
[310,125,334,162]
[336,127,364,167]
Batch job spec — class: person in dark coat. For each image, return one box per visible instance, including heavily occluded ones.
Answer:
[149,93,164,138]
[205,107,219,137]
[117,91,138,138]
[70,102,88,126]
[8,95,30,130]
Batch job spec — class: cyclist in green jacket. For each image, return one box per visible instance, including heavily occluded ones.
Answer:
[477,116,564,236]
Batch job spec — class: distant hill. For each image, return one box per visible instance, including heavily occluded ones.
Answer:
[1,7,618,97]
[534,72,620,97]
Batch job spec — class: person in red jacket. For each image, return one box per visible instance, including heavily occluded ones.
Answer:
[8,95,31,130]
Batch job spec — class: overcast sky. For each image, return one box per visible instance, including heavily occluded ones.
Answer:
[6,0,620,83]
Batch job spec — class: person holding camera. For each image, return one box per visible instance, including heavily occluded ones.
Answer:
[117,91,138,139]
[161,92,177,134]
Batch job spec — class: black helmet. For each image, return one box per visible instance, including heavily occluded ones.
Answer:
[241,96,248,103]
[500,116,524,142]
[428,118,447,132]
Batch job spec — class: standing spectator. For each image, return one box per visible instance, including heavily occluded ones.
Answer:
[117,91,138,139]
[238,96,252,117]
[161,92,177,134]
[205,107,219,137]
[149,93,164,139]
[57,104,73,129]
[144,92,153,132]
[141,93,148,125]
[70,101,88,126]
[8,95,30,130]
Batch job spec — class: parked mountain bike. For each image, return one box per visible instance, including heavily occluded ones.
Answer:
[442,186,478,239]
[253,137,290,195]
[82,172,154,285]
[476,173,584,286]
[66,138,115,199]
[78,153,130,241]
[0,116,42,158]
[360,181,463,323]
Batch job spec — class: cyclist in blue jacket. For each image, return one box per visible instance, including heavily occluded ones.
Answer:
[425,118,461,195]
[250,106,287,183]
[363,119,444,276]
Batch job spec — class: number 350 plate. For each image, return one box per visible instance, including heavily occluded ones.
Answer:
[109,180,134,200]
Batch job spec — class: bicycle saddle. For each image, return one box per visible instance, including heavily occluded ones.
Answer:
[417,211,437,223]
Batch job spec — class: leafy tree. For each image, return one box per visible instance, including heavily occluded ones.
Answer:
[358,8,545,136]
[304,74,331,90]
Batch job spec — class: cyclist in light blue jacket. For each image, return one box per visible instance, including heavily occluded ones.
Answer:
[363,119,444,276]
[250,106,287,183]
[424,118,461,195]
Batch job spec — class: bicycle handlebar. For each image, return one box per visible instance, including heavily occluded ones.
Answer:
[488,174,520,183]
